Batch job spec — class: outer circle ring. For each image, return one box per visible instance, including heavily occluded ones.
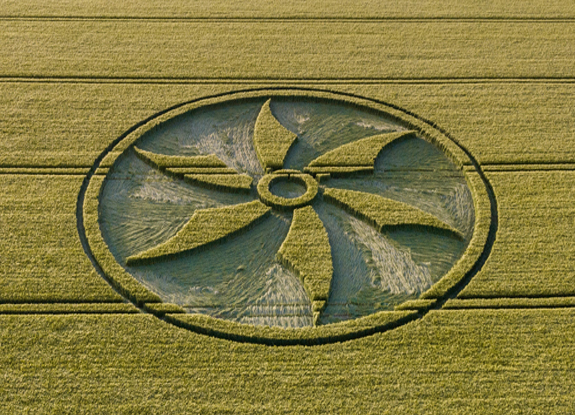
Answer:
[78,87,496,346]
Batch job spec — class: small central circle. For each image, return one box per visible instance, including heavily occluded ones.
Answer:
[269,178,307,199]
[257,173,318,210]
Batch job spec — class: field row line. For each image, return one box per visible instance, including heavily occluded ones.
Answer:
[0,303,140,315]
[3,76,575,85]
[0,167,90,175]
[2,16,575,23]
[482,167,575,172]
[471,164,575,172]
[3,165,575,175]
[443,297,575,310]
[1,299,575,315]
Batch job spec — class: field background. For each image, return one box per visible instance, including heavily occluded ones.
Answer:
[1,1,575,413]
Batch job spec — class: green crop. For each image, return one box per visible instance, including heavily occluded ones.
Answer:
[3,83,575,168]
[277,206,333,324]
[166,309,417,345]
[307,131,414,167]
[323,187,463,237]
[167,167,238,174]
[0,303,138,314]
[142,302,185,316]
[0,175,123,303]
[394,299,437,311]
[253,99,298,170]
[134,147,227,169]
[184,173,253,192]
[3,5,575,412]
[257,173,319,210]
[459,171,575,298]
[5,0,575,19]
[3,309,575,412]
[304,166,373,176]
[134,147,253,191]
[444,297,575,309]
[2,21,575,80]
[3,0,573,19]
[0,167,91,175]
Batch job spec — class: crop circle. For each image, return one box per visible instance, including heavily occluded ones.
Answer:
[80,88,493,345]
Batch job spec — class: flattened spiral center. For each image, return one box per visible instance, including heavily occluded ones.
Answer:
[257,173,318,210]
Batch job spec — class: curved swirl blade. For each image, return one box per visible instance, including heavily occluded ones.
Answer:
[134,147,253,192]
[126,200,271,265]
[277,206,333,325]
[183,174,253,192]
[304,131,415,175]
[134,146,227,170]
[323,188,464,239]
[253,99,298,170]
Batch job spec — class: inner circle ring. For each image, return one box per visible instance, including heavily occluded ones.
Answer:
[257,173,319,210]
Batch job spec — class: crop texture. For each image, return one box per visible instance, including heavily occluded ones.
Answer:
[3,2,575,412]
[89,92,480,334]
[307,131,414,168]
[126,201,271,264]
[277,205,333,322]
[254,99,298,169]
[323,187,463,237]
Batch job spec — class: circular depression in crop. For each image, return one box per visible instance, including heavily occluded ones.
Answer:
[89,89,484,335]
[270,178,307,198]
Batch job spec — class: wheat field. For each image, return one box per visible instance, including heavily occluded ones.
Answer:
[1,1,575,413]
